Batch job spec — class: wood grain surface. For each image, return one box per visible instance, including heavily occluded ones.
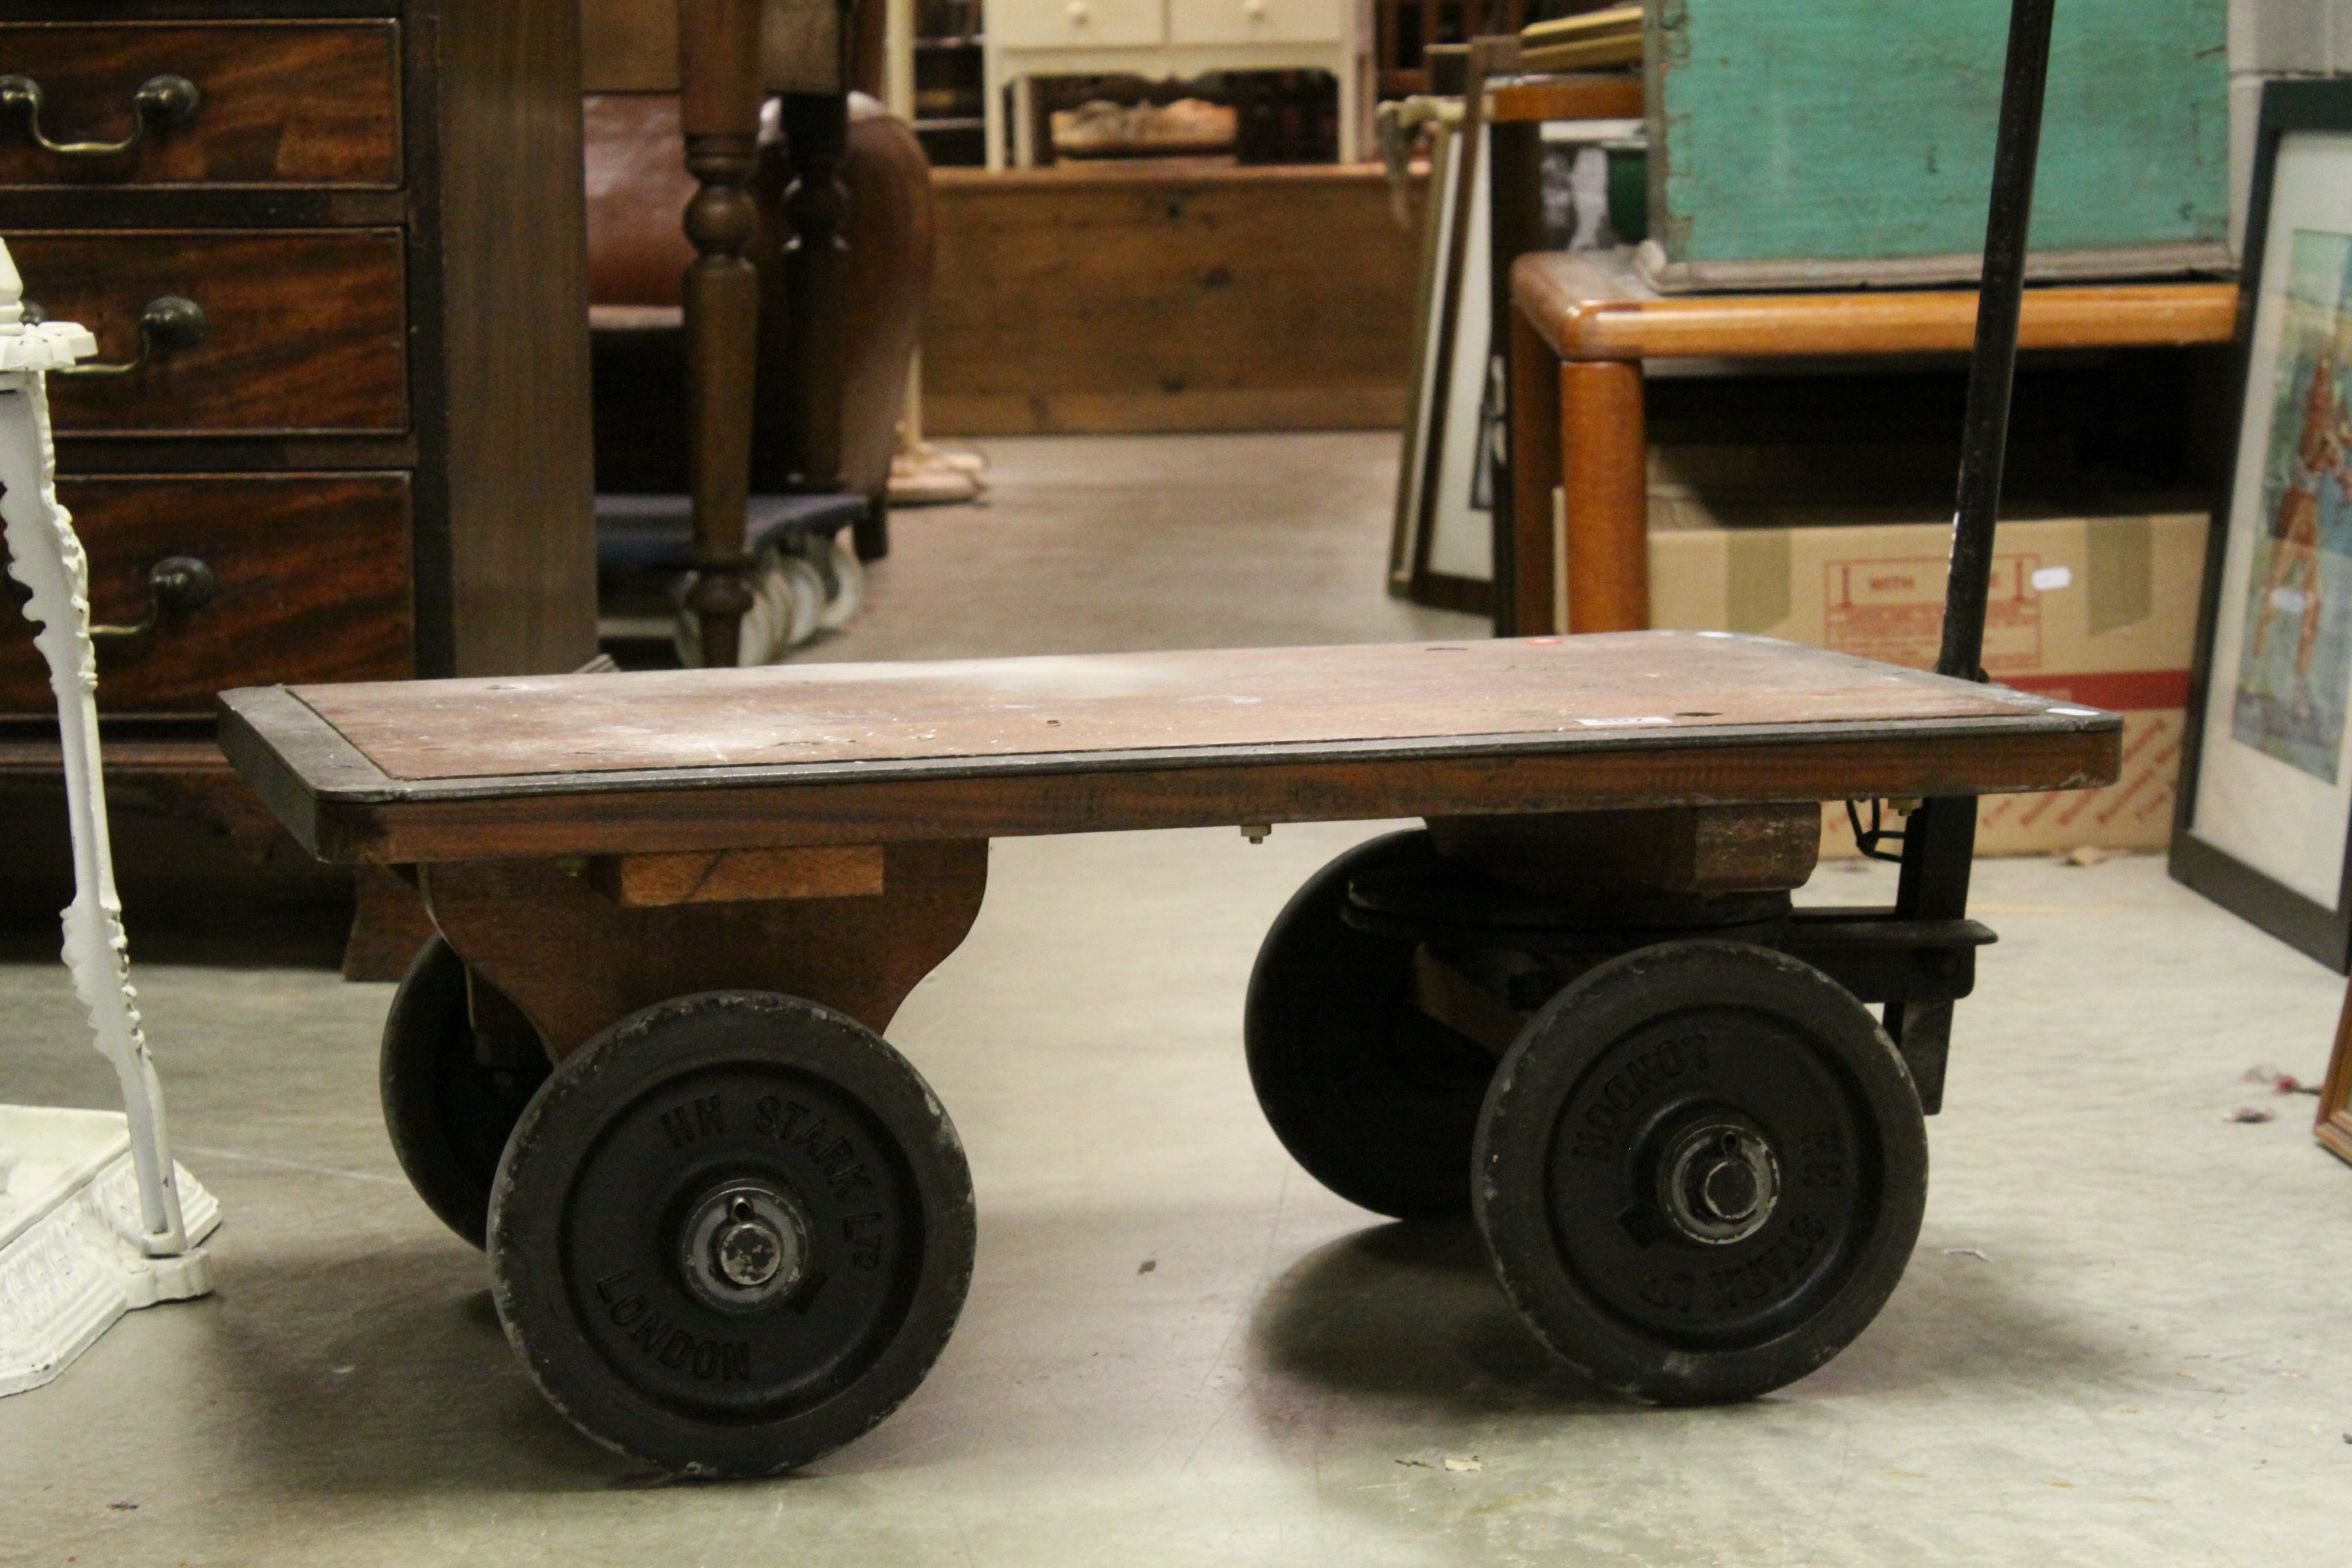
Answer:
[224,711,2120,867]
[1428,804,1821,898]
[419,0,600,680]
[421,840,988,1055]
[588,843,888,907]
[925,163,1418,435]
[2320,978,2352,1169]
[581,0,846,95]
[0,22,399,187]
[1513,250,2240,362]
[13,229,407,435]
[287,634,2089,783]
[1487,74,1642,125]
[219,634,2123,864]
[1503,308,1561,635]
[1555,358,1648,631]
[0,474,412,713]
[0,0,595,924]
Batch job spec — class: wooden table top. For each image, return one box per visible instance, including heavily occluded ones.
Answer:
[1487,74,1643,125]
[1512,248,2241,361]
[219,633,2120,865]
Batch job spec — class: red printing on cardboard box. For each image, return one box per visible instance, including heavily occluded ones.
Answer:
[1999,670,2193,711]
[1824,556,2041,671]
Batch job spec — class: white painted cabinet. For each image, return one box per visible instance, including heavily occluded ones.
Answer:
[983,0,1372,169]
[1167,0,1348,47]
[992,0,1165,50]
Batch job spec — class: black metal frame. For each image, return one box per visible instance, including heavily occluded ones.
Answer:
[2168,77,2352,974]
[1344,878,1992,1114]
[1365,0,2065,1116]
[1882,0,2058,1064]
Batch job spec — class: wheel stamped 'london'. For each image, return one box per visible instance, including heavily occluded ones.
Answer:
[1244,830,1498,1220]
[1475,940,1927,1404]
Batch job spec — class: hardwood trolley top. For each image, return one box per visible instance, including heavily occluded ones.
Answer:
[218,633,2121,865]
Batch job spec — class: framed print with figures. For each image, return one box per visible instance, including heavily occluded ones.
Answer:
[2175,80,2352,972]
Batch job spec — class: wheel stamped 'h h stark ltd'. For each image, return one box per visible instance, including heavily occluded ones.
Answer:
[1475,940,1929,1405]
[487,990,976,1478]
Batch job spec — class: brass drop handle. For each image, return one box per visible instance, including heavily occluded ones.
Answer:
[0,73,202,160]
[90,556,218,643]
[23,295,208,378]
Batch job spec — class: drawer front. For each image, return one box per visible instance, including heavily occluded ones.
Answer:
[1169,0,1345,46]
[0,23,399,188]
[13,230,408,437]
[0,476,413,715]
[992,0,1165,51]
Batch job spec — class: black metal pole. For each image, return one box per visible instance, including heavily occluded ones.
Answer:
[1886,0,2060,1106]
[1939,0,2057,680]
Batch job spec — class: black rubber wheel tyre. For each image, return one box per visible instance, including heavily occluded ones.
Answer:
[1474,939,1927,1405]
[380,937,551,1249]
[1245,830,1498,1220]
[488,990,976,1477]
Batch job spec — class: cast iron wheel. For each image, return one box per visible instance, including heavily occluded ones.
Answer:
[1245,830,1500,1220]
[488,990,976,1477]
[380,937,551,1249]
[1474,939,1926,1404]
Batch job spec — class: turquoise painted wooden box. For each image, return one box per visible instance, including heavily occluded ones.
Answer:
[1637,0,2232,292]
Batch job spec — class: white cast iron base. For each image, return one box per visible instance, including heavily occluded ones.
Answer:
[0,1105,220,1398]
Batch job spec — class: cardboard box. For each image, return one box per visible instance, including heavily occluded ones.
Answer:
[1642,512,2209,856]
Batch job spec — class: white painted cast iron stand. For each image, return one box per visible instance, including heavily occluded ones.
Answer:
[0,235,218,1397]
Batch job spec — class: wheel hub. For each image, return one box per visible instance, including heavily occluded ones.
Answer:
[681,1182,810,1310]
[1658,1121,1780,1245]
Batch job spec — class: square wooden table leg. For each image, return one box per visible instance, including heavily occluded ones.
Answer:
[1505,308,1563,634]
[1559,357,1649,634]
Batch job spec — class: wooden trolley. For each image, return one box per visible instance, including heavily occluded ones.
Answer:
[219,634,2114,1473]
[214,0,2088,1479]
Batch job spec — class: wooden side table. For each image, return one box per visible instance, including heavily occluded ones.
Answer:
[1501,250,2240,636]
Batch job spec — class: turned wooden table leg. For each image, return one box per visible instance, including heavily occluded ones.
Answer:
[679,0,764,668]
[1505,309,1563,635]
[1558,357,1649,633]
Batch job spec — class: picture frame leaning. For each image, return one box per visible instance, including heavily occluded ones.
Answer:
[2320,980,2352,1169]
[2172,79,2352,973]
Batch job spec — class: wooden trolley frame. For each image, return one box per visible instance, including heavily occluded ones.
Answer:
[207,0,2098,1479]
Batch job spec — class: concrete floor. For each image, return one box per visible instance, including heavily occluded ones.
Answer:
[4,434,2348,1566]
[798,432,1475,662]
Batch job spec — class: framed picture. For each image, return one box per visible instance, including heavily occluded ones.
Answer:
[1390,107,1470,599]
[2172,80,2352,972]
[1388,79,1641,612]
[2321,979,2352,1169]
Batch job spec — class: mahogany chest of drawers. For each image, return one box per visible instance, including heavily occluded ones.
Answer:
[1,1,597,922]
